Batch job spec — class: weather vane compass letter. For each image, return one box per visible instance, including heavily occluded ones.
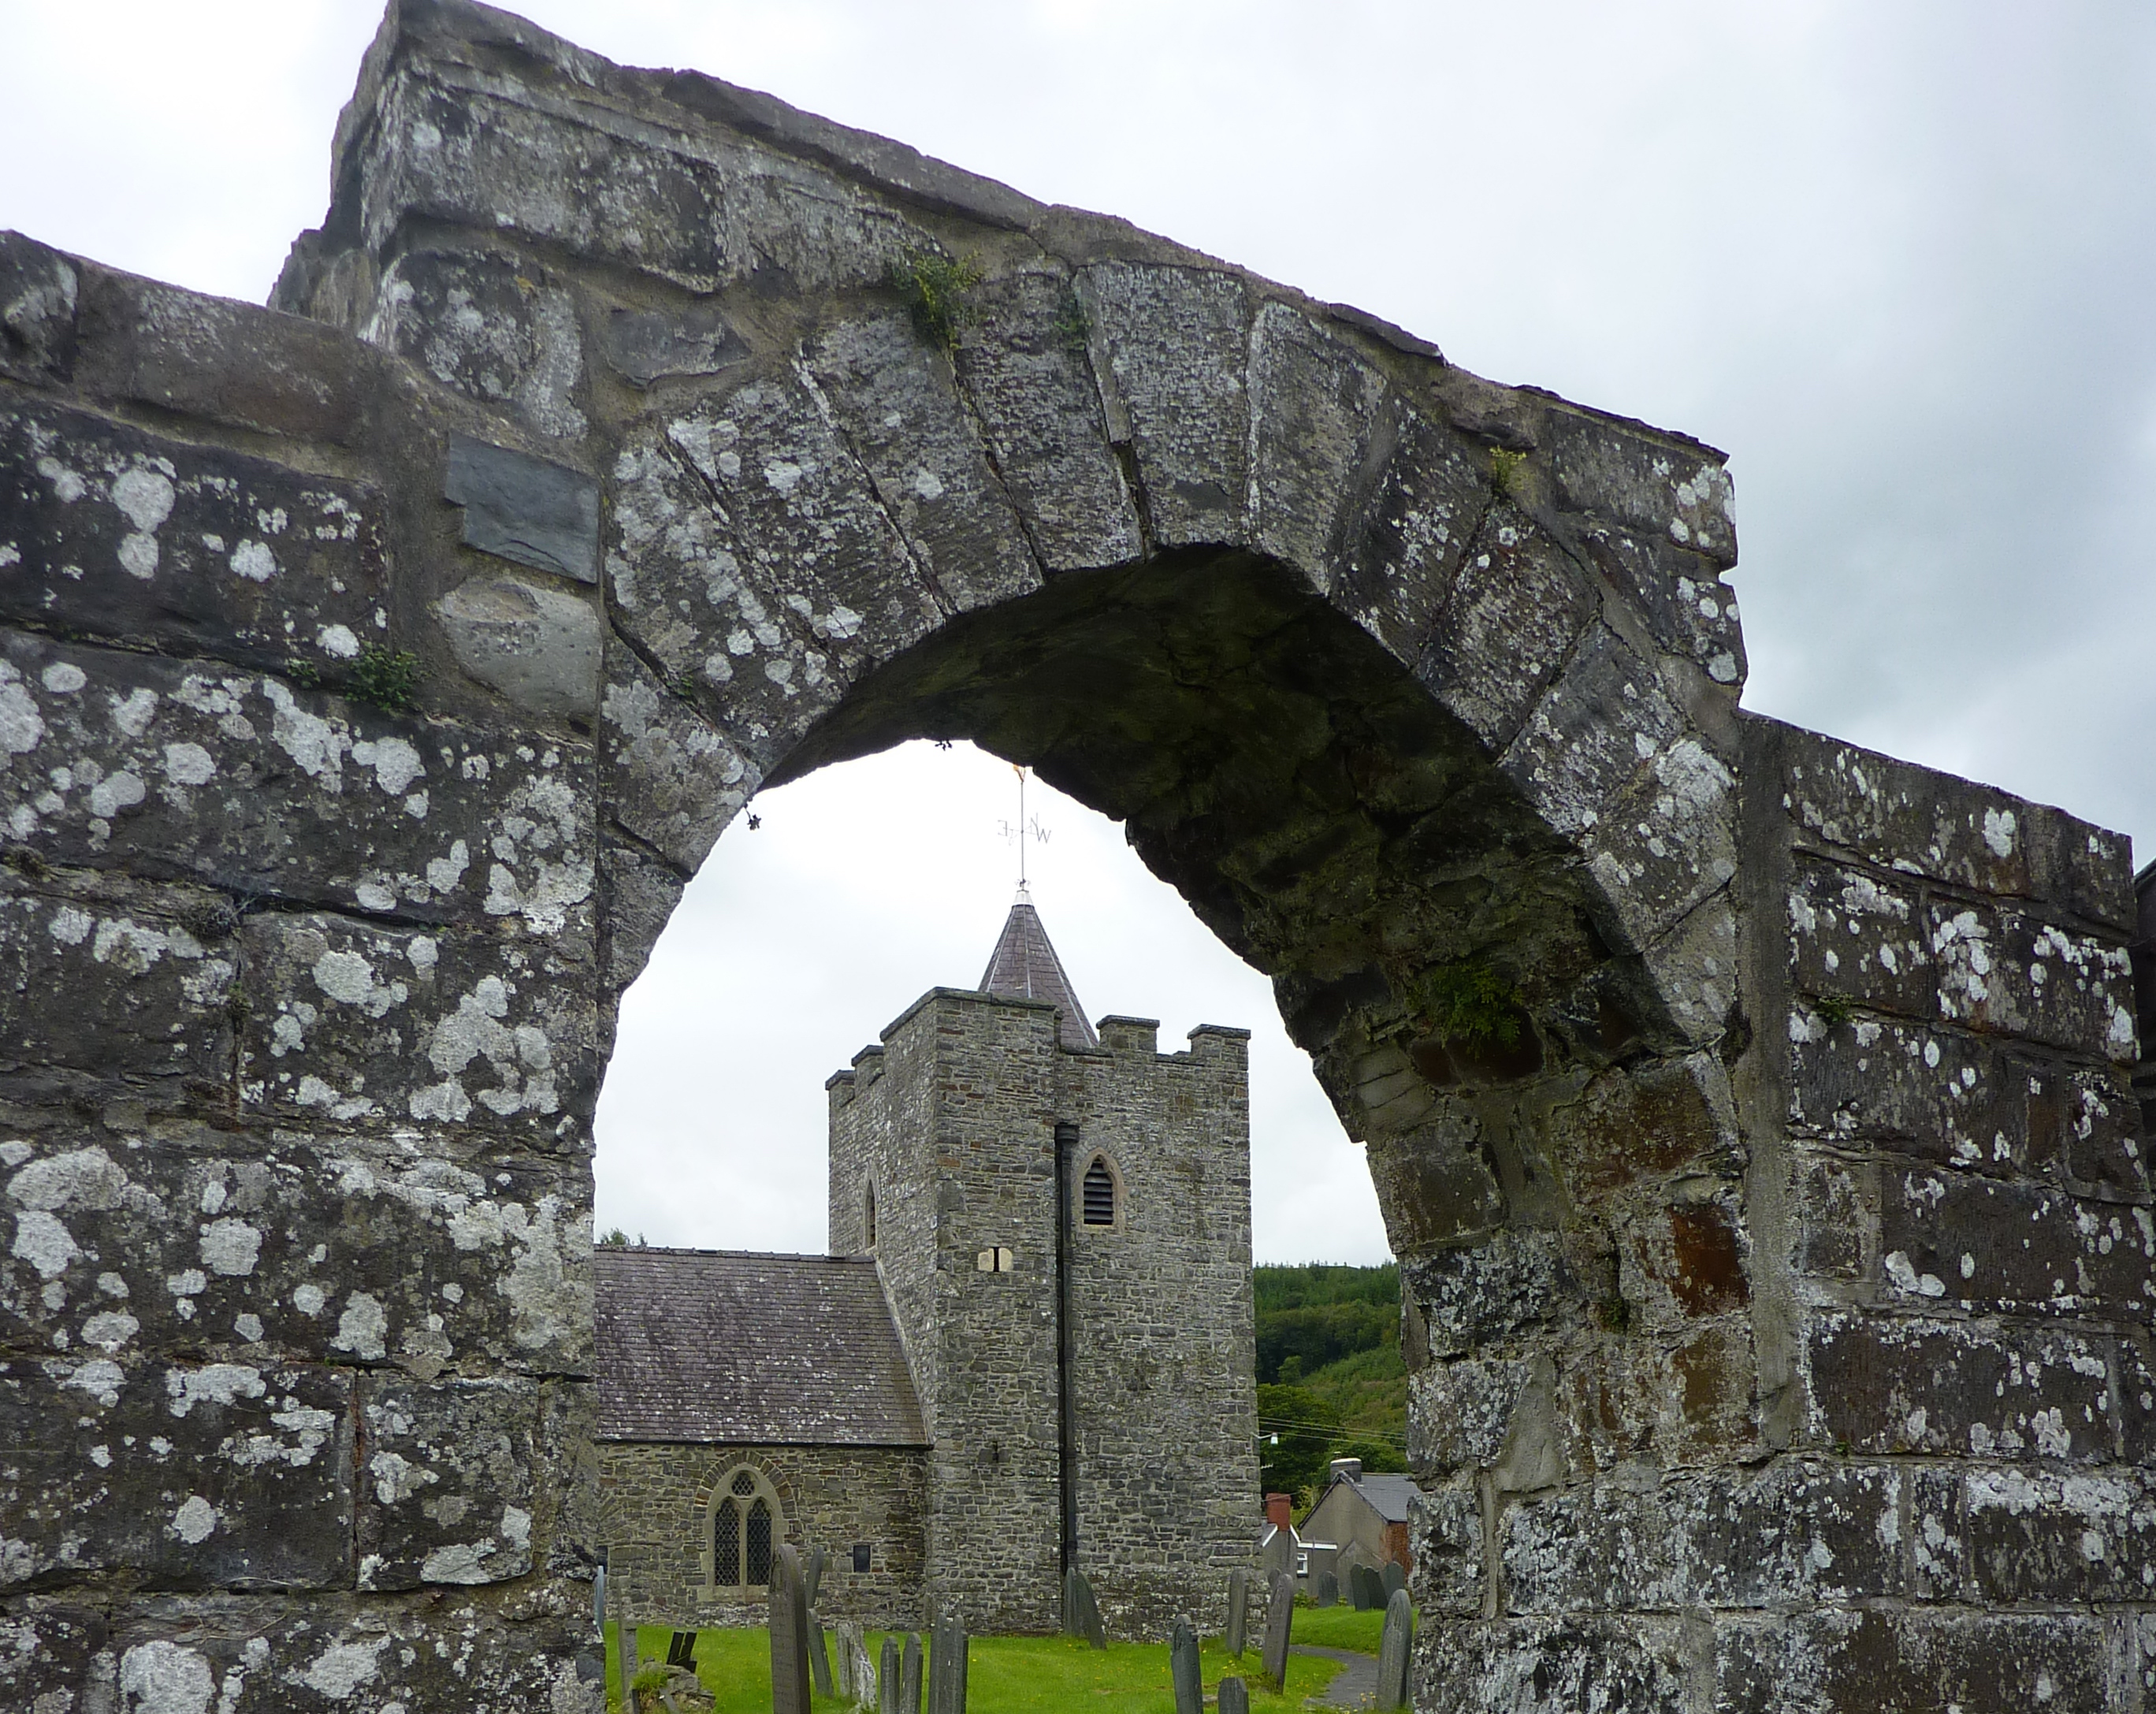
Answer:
[996,765,1051,899]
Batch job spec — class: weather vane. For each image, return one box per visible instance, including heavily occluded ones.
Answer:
[996,764,1051,890]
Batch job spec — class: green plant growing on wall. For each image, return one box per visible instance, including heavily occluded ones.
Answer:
[1812,993,1857,1029]
[1418,961,1524,1048]
[1051,288,1091,354]
[1488,446,1528,499]
[351,645,420,714]
[891,247,983,348]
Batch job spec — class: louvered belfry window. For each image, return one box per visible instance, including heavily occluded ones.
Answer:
[1082,1157,1116,1226]
[712,1467,782,1591]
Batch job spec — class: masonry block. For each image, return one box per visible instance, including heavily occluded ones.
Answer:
[0,403,386,675]
[357,1375,540,1589]
[0,1356,353,1592]
[1805,1311,2115,1462]
[0,1117,593,1376]
[1715,1608,2108,1713]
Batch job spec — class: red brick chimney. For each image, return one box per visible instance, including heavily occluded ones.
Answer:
[1265,1493,1293,1533]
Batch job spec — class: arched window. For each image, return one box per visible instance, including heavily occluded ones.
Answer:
[864,1179,876,1249]
[709,1466,784,1592]
[1082,1155,1117,1227]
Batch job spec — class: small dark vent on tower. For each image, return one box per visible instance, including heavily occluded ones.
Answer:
[979,887,1100,1050]
[1082,1158,1116,1226]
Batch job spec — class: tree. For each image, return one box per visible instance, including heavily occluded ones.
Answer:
[1255,1383,1340,1497]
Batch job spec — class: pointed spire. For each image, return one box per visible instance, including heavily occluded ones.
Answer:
[979,890,1099,1051]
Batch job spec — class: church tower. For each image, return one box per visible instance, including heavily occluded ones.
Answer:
[827,889,1260,1638]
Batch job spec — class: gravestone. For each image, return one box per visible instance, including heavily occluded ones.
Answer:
[1349,1565,1377,1611]
[928,1621,968,1714]
[809,1616,835,1698]
[1377,1588,1414,1711]
[845,1626,877,1711]
[881,1636,904,1714]
[806,1546,829,1608]
[1169,1616,1203,1714]
[1261,1525,1294,1584]
[769,1545,812,1714]
[1314,1568,1340,1608]
[1381,1560,1407,1602]
[835,1620,859,1698]
[1218,1678,1250,1714]
[620,1589,641,1714]
[902,1633,924,1714]
[1225,1568,1248,1658]
[1261,1574,1295,1693]
[1062,1567,1107,1649]
[666,1630,699,1668]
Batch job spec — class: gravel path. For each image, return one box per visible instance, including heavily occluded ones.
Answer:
[1291,1643,1379,1709]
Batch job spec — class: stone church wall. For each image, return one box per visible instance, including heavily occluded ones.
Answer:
[829,989,1065,1634]
[1059,1017,1262,1637]
[597,1441,928,1630]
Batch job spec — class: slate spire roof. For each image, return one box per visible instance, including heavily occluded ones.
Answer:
[979,884,1099,1050]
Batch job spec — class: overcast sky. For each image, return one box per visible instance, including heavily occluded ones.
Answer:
[4,2,2151,1265]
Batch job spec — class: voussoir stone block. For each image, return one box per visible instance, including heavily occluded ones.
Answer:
[952,266,1142,573]
[803,309,1044,615]
[1247,300,1390,588]
[1080,262,1252,548]
[1332,403,1488,667]
[1540,408,1736,570]
[607,375,940,767]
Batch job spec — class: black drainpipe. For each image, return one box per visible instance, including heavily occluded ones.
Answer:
[1054,1120,1080,1575]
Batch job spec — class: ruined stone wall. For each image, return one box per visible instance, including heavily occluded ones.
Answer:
[2,0,2147,1705]
[1059,1018,1262,1638]
[596,1441,928,1631]
[829,990,1065,1634]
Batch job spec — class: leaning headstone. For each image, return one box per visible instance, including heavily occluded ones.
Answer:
[808,1615,835,1698]
[1061,1567,1106,1649]
[1381,1560,1407,1602]
[1377,1587,1414,1711]
[806,1546,829,1609]
[769,1545,812,1714]
[901,1632,924,1714]
[1261,1573,1295,1693]
[1169,1616,1203,1714]
[1225,1568,1248,1658]
[1314,1568,1340,1608]
[880,1635,904,1714]
[1218,1677,1250,1714]
[835,1620,858,1698]
[927,1620,968,1714]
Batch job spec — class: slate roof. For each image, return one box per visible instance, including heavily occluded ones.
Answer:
[593,1247,927,1447]
[1335,1470,1418,1524]
[979,887,1099,1050]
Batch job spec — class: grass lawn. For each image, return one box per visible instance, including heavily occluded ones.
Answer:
[1284,1602,1392,1655]
[604,1624,1351,1713]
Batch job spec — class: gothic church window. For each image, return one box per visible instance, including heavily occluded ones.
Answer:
[1082,1155,1117,1226]
[709,1466,783,1592]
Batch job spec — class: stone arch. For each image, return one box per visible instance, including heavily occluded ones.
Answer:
[2,3,2141,1708]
